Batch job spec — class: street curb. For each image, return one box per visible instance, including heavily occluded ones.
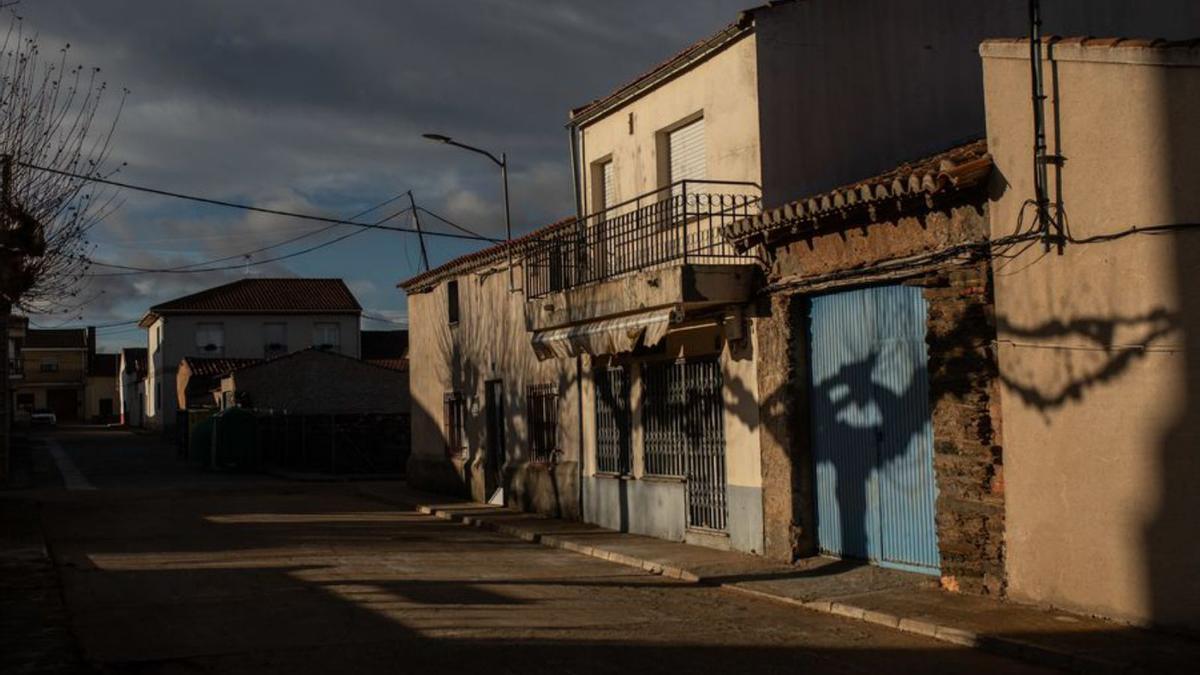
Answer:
[413,501,1138,674]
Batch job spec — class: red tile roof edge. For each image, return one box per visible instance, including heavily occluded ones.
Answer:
[982,36,1200,50]
[398,216,576,293]
[726,139,992,244]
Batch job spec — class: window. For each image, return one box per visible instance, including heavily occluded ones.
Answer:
[594,365,632,475]
[446,279,460,324]
[443,392,467,457]
[195,323,225,356]
[263,322,288,358]
[313,322,340,352]
[39,357,59,373]
[667,116,706,188]
[527,384,559,463]
[592,158,615,213]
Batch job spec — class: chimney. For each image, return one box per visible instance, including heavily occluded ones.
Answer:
[87,326,96,369]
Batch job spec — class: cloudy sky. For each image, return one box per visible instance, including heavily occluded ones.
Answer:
[13,0,751,349]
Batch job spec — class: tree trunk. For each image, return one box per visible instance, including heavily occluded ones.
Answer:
[0,304,10,484]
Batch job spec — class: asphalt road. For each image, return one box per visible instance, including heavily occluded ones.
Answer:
[34,427,1057,674]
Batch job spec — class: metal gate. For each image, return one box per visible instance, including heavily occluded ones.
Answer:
[594,365,632,475]
[809,285,940,574]
[643,358,727,531]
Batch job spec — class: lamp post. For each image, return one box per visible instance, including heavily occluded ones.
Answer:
[423,133,514,291]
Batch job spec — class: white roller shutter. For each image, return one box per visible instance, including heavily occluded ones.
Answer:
[668,117,706,186]
[601,160,615,211]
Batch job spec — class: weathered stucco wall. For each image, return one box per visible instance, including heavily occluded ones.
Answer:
[751,186,1004,592]
[753,0,1200,209]
[223,350,409,415]
[406,260,582,518]
[983,40,1200,630]
[576,32,760,215]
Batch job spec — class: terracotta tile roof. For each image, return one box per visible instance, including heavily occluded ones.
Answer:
[365,357,408,372]
[398,217,576,293]
[179,357,263,378]
[983,36,1200,50]
[143,278,361,325]
[361,330,408,361]
[24,329,88,349]
[89,353,119,378]
[725,139,992,245]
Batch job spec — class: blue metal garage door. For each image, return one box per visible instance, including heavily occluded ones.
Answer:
[809,285,940,574]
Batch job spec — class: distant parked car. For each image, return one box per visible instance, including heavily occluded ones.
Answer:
[30,409,57,427]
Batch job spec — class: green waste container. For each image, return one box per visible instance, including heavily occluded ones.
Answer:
[211,407,260,470]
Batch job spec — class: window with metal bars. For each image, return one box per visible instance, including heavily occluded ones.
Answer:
[526,384,559,463]
[594,365,632,475]
[443,392,467,458]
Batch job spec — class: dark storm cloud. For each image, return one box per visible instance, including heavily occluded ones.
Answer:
[13,0,753,346]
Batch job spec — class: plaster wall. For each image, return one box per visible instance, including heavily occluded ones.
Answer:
[754,0,1200,209]
[983,41,1200,630]
[576,33,760,216]
[406,261,582,518]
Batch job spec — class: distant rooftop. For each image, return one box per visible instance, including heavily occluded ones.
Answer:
[141,278,362,326]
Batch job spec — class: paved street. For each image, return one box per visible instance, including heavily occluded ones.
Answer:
[17,428,1055,674]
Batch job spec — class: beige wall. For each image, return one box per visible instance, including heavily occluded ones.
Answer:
[85,375,117,420]
[407,259,582,509]
[576,33,761,216]
[983,40,1200,630]
[222,350,408,415]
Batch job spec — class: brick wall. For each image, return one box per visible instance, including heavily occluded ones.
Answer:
[924,262,1006,595]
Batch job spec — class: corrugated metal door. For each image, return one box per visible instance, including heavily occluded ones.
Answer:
[809,285,940,574]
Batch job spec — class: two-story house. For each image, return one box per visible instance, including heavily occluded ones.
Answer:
[138,278,363,433]
[405,0,1200,572]
[14,327,91,422]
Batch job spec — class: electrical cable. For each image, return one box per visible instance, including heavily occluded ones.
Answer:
[17,161,493,241]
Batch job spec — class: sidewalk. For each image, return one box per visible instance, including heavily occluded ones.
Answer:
[359,484,1200,675]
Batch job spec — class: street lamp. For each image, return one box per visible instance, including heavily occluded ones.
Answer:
[423,133,514,291]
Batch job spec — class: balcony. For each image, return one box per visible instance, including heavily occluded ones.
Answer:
[525,180,761,300]
[524,180,762,339]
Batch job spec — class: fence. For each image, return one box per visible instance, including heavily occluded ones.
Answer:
[257,412,410,475]
[178,408,410,475]
[524,179,761,299]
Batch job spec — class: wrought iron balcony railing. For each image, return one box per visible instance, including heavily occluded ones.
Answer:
[524,180,761,299]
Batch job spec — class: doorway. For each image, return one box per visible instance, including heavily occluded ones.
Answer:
[484,380,506,501]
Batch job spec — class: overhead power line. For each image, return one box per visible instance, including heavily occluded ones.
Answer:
[86,192,414,277]
[18,161,496,242]
[84,206,411,275]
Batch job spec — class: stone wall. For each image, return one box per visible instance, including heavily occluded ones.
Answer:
[923,262,1006,595]
[755,293,814,561]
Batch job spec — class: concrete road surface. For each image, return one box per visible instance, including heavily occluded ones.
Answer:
[32,427,1056,674]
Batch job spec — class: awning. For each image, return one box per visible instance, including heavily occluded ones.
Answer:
[531,308,679,361]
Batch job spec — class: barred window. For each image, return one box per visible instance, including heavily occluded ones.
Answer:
[527,384,559,463]
[443,392,467,457]
[594,365,631,475]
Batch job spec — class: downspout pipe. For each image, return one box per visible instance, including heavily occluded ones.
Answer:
[567,118,586,521]
[1028,0,1052,250]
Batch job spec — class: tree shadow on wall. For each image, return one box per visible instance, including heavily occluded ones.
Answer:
[808,347,938,568]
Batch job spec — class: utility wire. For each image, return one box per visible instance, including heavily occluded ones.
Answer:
[92,192,412,276]
[17,161,493,242]
[417,206,503,243]
[84,206,412,275]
